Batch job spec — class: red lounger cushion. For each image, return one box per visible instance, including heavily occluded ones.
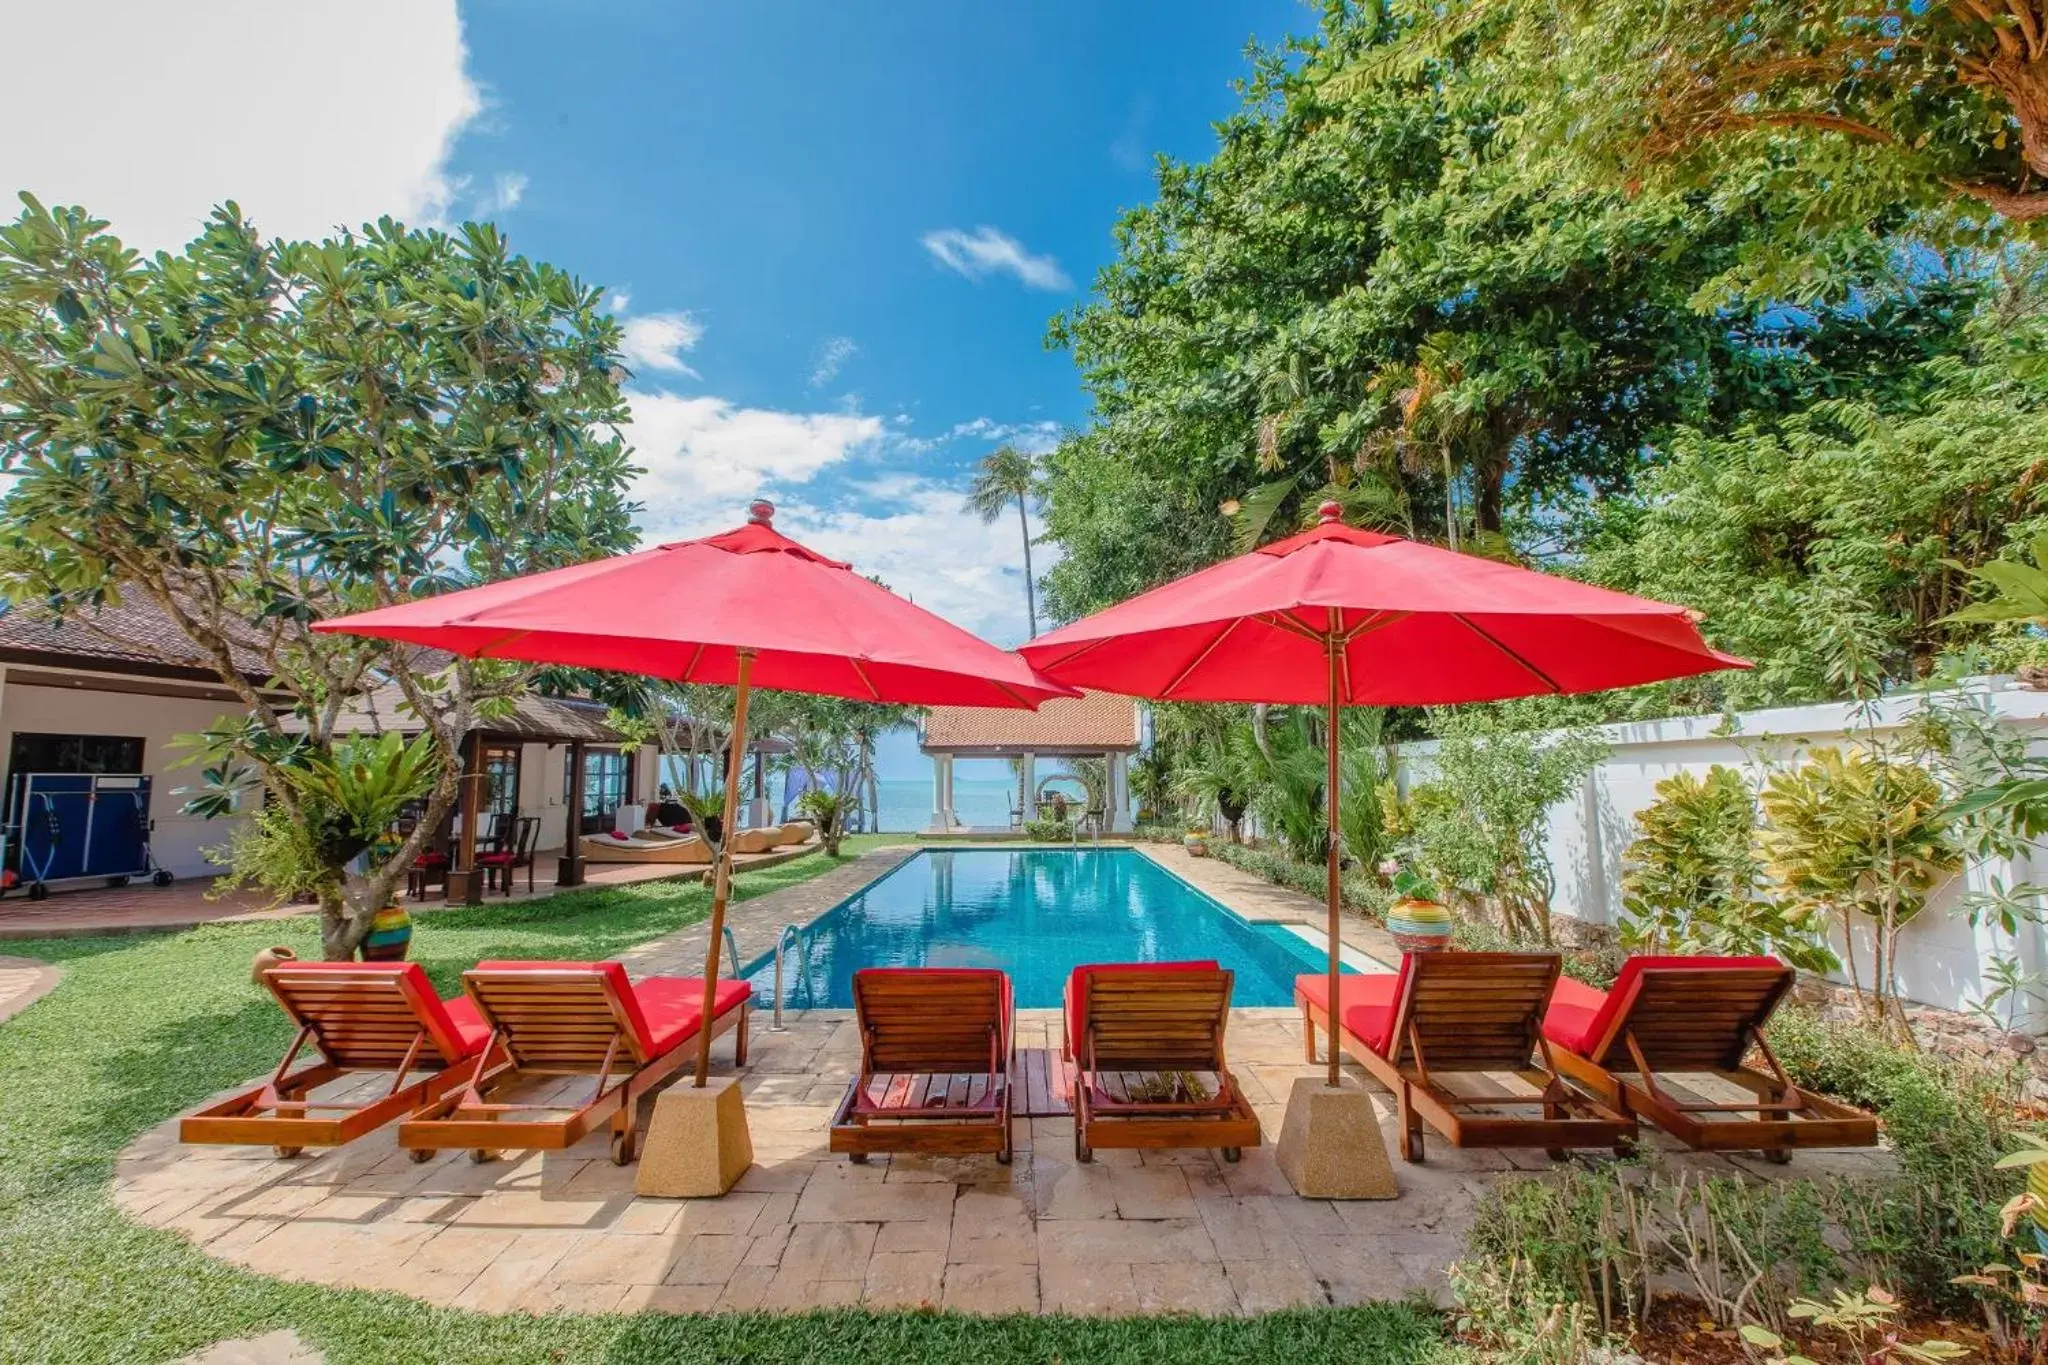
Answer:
[469,960,750,1060]
[1294,968,1406,1056]
[1064,960,1218,1062]
[857,967,1013,1059]
[1540,955,1786,1057]
[269,960,489,1064]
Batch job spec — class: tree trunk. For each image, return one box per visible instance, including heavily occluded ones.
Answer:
[1016,495,1038,639]
[1475,459,1504,534]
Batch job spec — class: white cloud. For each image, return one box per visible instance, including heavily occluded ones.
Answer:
[947,417,1063,454]
[4,1,483,251]
[920,226,1072,291]
[777,482,1057,646]
[618,313,705,376]
[810,336,858,387]
[476,171,528,215]
[625,391,885,533]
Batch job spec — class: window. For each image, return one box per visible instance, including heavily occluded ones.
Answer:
[568,747,632,835]
[480,743,521,818]
[8,732,144,777]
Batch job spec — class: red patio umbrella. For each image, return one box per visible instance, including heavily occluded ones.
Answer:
[1019,501,1745,1087]
[317,499,1076,1085]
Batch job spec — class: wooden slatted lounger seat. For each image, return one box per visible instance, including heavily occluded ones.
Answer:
[180,961,493,1158]
[1296,952,1636,1162]
[830,967,1013,1164]
[398,961,750,1165]
[1543,955,1878,1158]
[1065,961,1262,1164]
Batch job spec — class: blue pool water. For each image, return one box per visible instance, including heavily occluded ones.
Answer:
[743,848,1345,1009]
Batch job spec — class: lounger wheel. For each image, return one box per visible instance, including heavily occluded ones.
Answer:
[847,1152,869,1165]
[470,1148,498,1164]
[610,1130,636,1166]
[406,1147,432,1164]
[1074,1130,1092,1164]
[1545,1148,1567,1162]
[1221,1147,1241,1163]
[27,883,46,901]
[272,1145,303,1159]
[996,1149,1012,1166]
[153,870,175,887]
[1759,1148,1792,1165]
[106,875,130,888]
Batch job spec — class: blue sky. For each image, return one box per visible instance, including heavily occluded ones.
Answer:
[440,1,1307,642]
[10,2,1308,805]
[9,0,1305,645]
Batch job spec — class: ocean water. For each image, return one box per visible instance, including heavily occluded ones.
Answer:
[875,777,1017,831]
[742,847,1346,1008]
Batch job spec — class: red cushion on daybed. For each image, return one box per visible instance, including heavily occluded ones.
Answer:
[1540,955,1787,1058]
[1064,960,1218,1061]
[1294,967,1408,1056]
[468,960,747,1060]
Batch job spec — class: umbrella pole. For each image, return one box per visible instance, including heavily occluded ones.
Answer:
[694,649,756,1088]
[1324,633,1342,1089]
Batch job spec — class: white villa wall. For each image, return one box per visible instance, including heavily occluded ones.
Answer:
[1396,684,2048,1025]
[0,675,254,879]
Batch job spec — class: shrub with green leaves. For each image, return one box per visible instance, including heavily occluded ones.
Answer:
[1620,766,1835,971]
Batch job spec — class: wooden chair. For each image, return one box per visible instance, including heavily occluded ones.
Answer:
[180,962,493,1157]
[830,967,1013,1164]
[1296,953,1635,1162]
[1543,955,1878,1158]
[398,960,751,1165]
[477,815,540,896]
[1066,962,1262,1164]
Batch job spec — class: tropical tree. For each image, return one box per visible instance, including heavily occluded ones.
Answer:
[966,444,1041,639]
[1475,0,2048,270]
[1039,0,1804,620]
[0,195,639,957]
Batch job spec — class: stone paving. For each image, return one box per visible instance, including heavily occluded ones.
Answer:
[109,842,1898,1318]
[0,954,60,1024]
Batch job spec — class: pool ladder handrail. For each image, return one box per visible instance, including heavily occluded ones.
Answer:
[770,922,808,1031]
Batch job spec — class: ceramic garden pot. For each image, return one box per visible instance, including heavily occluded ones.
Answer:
[1183,832,1209,857]
[358,904,414,962]
[1386,897,1453,952]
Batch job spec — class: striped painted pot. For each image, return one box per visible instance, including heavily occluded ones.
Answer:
[1387,898,1453,952]
[358,905,414,963]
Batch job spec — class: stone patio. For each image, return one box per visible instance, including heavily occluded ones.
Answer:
[109,843,1899,1317]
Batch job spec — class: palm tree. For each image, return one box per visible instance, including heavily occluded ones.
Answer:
[966,445,1041,638]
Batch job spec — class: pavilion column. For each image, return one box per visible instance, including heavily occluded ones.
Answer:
[930,753,955,831]
[557,739,587,887]
[446,730,485,905]
[1109,750,1132,832]
[1019,750,1036,825]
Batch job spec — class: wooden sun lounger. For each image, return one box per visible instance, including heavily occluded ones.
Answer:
[580,832,713,864]
[1297,952,1635,1162]
[830,967,1013,1164]
[1066,962,1261,1164]
[180,962,492,1158]
[398,961,750,1165]
[1543,955,1878,1158]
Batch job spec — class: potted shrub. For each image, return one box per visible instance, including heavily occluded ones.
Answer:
[796,787,846,856]
[1384,862,1453,952]
[1184,828,1210,857]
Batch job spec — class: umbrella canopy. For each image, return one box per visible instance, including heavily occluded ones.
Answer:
[1020,501,1745,1087]
[317,499,1074,1085]
[1018,507,1745,705]
[312,504,1072,709]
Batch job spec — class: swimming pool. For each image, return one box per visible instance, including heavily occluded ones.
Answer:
[743,847,1345,1009]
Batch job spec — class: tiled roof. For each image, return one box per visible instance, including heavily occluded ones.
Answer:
[302,678,628,745]
[921,691,1139,752]
[0,592,273,679]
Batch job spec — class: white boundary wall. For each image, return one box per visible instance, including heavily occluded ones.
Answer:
[1396,682,2048,1026]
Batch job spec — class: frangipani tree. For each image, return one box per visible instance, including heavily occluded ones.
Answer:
[0,195,638,957]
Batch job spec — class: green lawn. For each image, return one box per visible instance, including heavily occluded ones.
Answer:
[0,839,1459,1365]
